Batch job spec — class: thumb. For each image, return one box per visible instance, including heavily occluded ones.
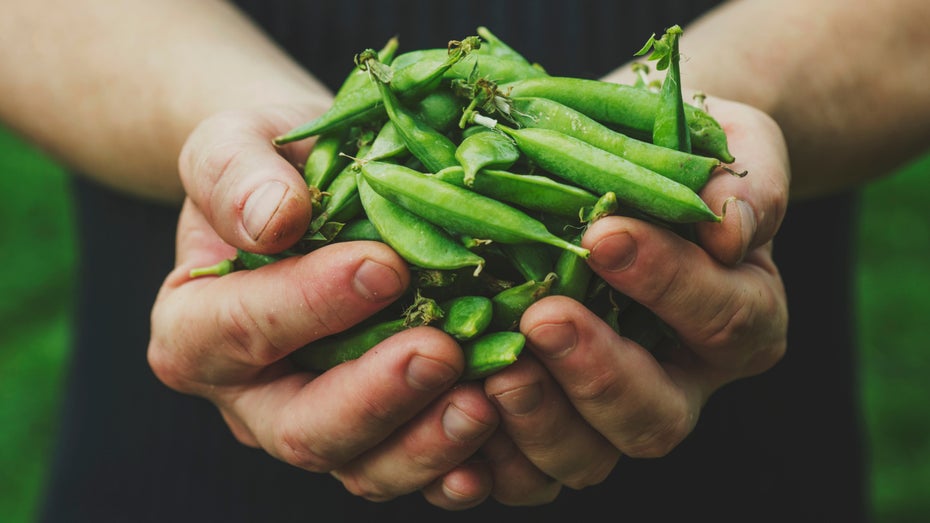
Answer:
[178,106,317,254]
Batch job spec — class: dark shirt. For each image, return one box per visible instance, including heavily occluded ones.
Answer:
[40,2,867,521]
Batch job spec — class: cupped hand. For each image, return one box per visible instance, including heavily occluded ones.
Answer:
[481,97,790,505]
[147,106,500,510]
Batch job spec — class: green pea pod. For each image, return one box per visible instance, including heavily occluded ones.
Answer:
[291,293,444,371]
[501,76,734,163]
[334,218,382,243]
[189,248,284,278]
[430,165,599,219]
[370,59,459,173]
[455,127,520,186]
[551,234,593,302]
[494,125,720,223]
[475,26,530,64]
[497,242,557,282]
[333,35,400,97]
[359,161,590,258]
[460,331,526,380]
[308,154,366,234]
[274,37,479,144]
[357,174,486,274]
[440,295,494,341]
[303,129,350,190]
[507,96,718,192]
[581,191,619,223]
[491,273,557,330]
[411,87,463,133]
[635,25,691,152]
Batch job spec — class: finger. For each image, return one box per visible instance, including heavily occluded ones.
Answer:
[148,201,410,390]
[695,98,790,265]
[483,355,621,489]
[178,105,320,253]
[227,327,469,475]
[479,430,562,506]
[332,380,498,502]
[420,460,494,511]
[583,215,786,375]
[520,296,705,458]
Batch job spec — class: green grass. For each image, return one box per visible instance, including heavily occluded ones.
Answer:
[0,122,928,522]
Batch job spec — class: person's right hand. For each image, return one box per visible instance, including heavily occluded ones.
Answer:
[147,105,501,510]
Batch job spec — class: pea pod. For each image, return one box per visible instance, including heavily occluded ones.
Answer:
[357,174,486,274]
[635,25,691,152]
[551,234,593,302]
[430,165,599,219]
[460,331,525,380]
[454,127,520,186]
[302,129,350,190]
[360,161,590,258]
[492,125,721,223]
[368,57,459,173]
[274,37,479,144]
[501,76,734,163]
[497,242,556,282]
[491,273,557,330]
[334,218,382,243]
[507,96,718,192]
[290,294,445,371]
[440,295,494,341]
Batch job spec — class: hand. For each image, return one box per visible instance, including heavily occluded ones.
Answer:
[480,97,790,505]
[147,106,501,510]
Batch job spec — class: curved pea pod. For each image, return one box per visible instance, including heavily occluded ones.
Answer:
[274,37,479,144]
[440,295,494,341]
[291,293,444,371]
[357,174,486,274]
[501,76,734,163]
[635,25,690,153]
[491,272,557,330]
[460,331,526,381]
[333,218,382,243]
[455,127,520,186]
[333,35,400,98]
[372,64,459,173]
[581,191,619,223]
[475,26,530,64]
[411,87,463,133]
[497,242,556,282]
[303,129,350,190]
[430,165,599,219]
[495,125,721,223]
[359,161,590,258]
[551,234,593,303]
[508,96,719,192]
[308,157,365,234]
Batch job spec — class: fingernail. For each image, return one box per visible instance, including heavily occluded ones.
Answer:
[589,232,637,272]
[406,355,458,391]
[243,181,288,241]
[353,259,404,302]
[526,321,577,359]
[493,382,543,416]
[442,403,491,442]
[736,199,756,262]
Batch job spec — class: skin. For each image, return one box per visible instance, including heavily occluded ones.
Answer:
[2,0,929,511]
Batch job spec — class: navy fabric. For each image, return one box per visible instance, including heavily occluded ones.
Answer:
[39,2,867,521]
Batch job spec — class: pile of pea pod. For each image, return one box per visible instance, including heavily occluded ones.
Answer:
[191,26,739,380]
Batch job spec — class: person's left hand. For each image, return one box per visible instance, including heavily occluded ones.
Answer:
[477,96,790,505]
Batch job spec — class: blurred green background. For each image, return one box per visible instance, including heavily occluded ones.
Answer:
[0,123,928,522]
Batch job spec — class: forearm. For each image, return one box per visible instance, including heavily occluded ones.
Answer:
[606,0,930,200]
[0,0,330,203]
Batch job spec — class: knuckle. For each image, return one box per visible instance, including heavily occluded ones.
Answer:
[622,410,693,459]
[272,419,335,473]
[220,292,287,366]
[337,472,396,503]
[561,455,617,490]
